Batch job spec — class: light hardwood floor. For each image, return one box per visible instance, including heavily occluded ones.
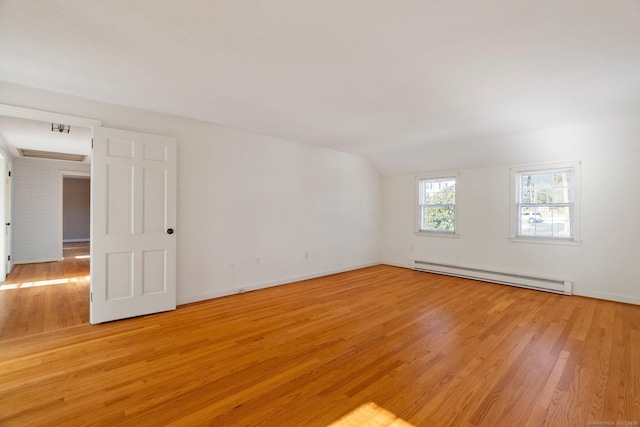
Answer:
[0,242,90,340]
[0,264,638,426]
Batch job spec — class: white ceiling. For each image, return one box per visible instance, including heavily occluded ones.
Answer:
[0,1,638,174]
[0,116,92,163]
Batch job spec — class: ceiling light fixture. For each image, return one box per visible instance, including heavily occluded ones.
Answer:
[51,123,70,133]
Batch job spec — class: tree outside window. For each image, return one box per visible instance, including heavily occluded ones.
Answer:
[418,177,456,233]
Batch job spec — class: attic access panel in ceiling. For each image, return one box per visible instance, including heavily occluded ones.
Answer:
[18,148,86,162]
[0,115,92,163]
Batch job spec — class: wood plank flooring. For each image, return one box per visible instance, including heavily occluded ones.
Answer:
[1,264,639,426]
[0,242,90,340]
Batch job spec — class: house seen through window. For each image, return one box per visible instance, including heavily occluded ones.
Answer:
[515,166,576,239]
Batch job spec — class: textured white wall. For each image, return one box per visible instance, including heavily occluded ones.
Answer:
[13,157,90,262]
[1,82,382,303]
[382,116,640,305]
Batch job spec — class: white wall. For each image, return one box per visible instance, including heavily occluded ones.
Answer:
[0,135,13,161]
[382,116,640,305]
[13,157,91,262]
[5,81,636,306]
[0,81,382,303]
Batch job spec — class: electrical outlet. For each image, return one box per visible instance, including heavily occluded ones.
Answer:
[238,288,245,294]
[305,251,309,258]
[256,256,260,265]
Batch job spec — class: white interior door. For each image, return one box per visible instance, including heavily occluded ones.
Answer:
[0,154,6,281]
[90,127,177,324]
[5,159,12,276]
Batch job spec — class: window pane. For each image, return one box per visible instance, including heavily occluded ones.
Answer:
[422,206,454,232]
[421,179,455,205]
[518,206,572,238]
[513,164,579,241]
[418,177,456,233]
[519,170,572,204]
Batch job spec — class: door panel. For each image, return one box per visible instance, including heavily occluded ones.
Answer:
[106,252,133,300]
[91,127,177,324]
[107,165,133,235]
[143,167,166,233]
[142,250,166,295]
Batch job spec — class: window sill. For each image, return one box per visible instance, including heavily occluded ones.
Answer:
[508,237,582,246]
[415,232,460,239]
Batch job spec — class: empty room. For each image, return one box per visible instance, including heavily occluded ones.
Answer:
[0,1,639,426]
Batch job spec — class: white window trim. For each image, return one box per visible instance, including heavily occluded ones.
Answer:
[509,161,582,245]
[415,171,460,237]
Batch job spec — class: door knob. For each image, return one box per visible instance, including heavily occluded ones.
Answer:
[167,228,174,234]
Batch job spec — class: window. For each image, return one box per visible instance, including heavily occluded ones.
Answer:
[417,176,456,234]
[511,162,580,242]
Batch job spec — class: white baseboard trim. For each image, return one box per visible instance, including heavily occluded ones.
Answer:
[14,257,60,265]
[177,262,380,306]
[383,260,639,306]
[574,290,640,306]
[63,238,90,243]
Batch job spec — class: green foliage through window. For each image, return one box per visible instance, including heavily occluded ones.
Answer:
[418,178,455,232]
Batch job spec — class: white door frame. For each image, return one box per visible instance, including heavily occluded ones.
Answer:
[58,171,91,260]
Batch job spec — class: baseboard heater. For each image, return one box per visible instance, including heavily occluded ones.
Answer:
[412,260,572,295]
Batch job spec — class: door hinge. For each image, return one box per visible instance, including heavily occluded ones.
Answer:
[8,171,10,177]
[90,292,93,302]
[7,255,10,261]
[91,139,94,149]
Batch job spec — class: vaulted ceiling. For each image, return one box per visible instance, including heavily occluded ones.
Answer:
[1,1,639,174]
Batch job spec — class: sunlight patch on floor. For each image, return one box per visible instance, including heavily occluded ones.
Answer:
[327,402,415,427]
[0,276,90,290]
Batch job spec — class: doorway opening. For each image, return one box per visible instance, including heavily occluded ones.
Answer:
[0,108,97,340]
[1,103,177,328]
[60,171,91,257]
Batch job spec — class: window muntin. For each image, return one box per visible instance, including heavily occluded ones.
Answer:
[418,177,456,233]
[516,168,574,239]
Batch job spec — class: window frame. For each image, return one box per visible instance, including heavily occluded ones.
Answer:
[509,161,581,245]
[415,173,459,237]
